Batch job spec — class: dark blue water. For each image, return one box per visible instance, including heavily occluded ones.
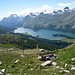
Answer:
[14,27,75,40]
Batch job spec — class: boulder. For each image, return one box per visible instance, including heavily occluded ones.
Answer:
[1,69,5,73]
[0,71,3,74]
[0,69,5,74]
[52,62,57,66]
[71,67,75,70]
[55,66,60,68]
[72,58,75,61]
[41,61,52,66]
[59,70,70,73]
[65,63,67,67]
[15,60,19,64]
[20,54,25,58]
[0,61,2,66]
[39,49,44,52]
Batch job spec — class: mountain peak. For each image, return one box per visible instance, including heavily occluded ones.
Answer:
[9,14,18,18]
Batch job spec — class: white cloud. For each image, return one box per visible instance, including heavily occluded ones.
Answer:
[7,5,53,16]
[72,2,75,4]
[58,3,71,7]
[8,8,34,16]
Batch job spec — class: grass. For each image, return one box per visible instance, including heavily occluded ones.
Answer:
[0,39,75,75]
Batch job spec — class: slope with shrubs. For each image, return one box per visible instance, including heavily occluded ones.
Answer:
[0,34,71,50]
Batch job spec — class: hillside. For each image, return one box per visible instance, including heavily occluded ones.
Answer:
[19,7,75,33]
[0,38,75,75]
[0,14,23,27]
[0,34,71,50]
[0,25,11,34]
[0,7,75,33]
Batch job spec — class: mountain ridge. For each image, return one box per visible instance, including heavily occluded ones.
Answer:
[0,7,75,33]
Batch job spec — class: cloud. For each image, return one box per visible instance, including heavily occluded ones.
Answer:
[7,5,53,16]
[72,2,75,4]
[58,3,71,7]
[8,8,34,16]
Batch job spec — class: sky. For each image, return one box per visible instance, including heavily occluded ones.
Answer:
[0,0,75,19]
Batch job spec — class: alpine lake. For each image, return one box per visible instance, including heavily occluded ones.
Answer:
[14,27,75,40]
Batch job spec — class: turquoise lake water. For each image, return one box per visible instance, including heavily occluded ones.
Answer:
[14,27,75,40]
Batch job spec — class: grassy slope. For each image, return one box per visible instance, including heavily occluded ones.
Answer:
[0,39,75,75]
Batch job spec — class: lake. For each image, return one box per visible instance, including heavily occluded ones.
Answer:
[14,27,75,40]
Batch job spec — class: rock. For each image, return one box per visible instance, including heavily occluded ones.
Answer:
[39,49,44,52]
[0,61,2,66]
[41,61,52,66]
[0,69,5,74]
[52,62,57,66]
[59,70,70,73]
[65,63,67,67]
[8,48,13,51]
[0,71,3,74]
[42,69,48,71]
[15,60,19,64]
[71,67,75,70]
[60,67,64,69]
[72,58,75,60]
[55,66,60,68]
[30,68,34,71]
[20,54,25,58]
[0,50,3,52]
[1,69,5,73]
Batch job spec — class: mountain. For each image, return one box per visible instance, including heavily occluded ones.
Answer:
[0,7,75,33]
[19,7,75,33]
[0,14,23,27]
[0,24,11,34]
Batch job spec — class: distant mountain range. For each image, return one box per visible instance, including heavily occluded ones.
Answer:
[0,7,75,33]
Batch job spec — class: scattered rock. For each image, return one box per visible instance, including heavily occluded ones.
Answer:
[65,63,67,67]
[20,54,25,58]
[1,69,5,73]
[39,49,44,52]
[0,69,5,74]
[52,62,57,66]
[72,58,75,61]
[30,68,34,71]
[60,67,64,69]
[15,60,19,64]
[41,61,52,66]
[71,67,75,70]
[42,69,49,71]
[0,50,3,52]
[0,71,3,74]
[8,48,13,51]
[0,61,2,66]
[59,70,70,73]
[55,66,60,68]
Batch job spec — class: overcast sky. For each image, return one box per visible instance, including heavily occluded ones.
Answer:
[0,0,75,19]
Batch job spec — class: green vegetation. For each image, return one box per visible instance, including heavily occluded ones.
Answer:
[0,34,71,50]
[20,10,75,34]
[0,39,75,75]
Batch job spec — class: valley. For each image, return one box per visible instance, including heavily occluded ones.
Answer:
[0,5,75,75]
[0,39,75,75]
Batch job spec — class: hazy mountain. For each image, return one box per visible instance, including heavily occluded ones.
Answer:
[19,7,75,33]
[0,14,23,27]
[0,7,75,33]
[0,24,11,34]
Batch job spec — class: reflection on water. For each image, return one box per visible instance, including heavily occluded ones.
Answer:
[14,27,75,40]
